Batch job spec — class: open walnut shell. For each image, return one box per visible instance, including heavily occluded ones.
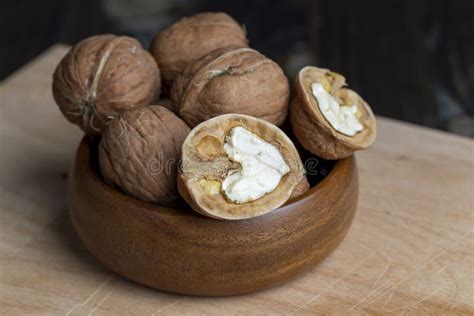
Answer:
[99,105,190,204]
[53,34,161,136]
[151,12,248,86]
[171,46,290,127]
[288,176,310,201]
[178,114,305,220]
[290,66,376,159]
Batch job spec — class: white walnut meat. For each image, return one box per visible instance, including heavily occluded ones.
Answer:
[151,12,248,86]
[53,34,161,136]
[178,114,305,220]
[290,66,376,160]
[99,105,190,204]
[171,46,290,127]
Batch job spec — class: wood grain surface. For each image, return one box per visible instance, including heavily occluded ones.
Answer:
[0,45,473,315]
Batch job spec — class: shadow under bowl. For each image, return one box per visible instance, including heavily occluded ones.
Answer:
[68,137,358,296]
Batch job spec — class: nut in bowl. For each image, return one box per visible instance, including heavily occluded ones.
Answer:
[53,34,161,136]
[51,11,377,296]
[99,105,190,204]
[178,114,305,220]
[171,46,290,127]
[151,12,248,87]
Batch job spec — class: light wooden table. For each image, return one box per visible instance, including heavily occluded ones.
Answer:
[1,45,473,315]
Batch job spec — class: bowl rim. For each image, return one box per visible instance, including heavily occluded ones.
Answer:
[76,136,353,221]
[70,136,358,295]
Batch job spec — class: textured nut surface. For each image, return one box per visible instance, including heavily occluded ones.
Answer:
[290,66,376,160]
[99,105,190,204]
[288,176,310,201]
[178,114,304,220]
[171,46,290,127]
[53,34,161,136]
[151,12,248,85]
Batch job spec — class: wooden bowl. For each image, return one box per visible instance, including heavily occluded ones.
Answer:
[68,137,358,296]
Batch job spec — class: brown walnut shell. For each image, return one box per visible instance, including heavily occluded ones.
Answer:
[99,105,190,204]
[53,34,161,136]
[178,114,305,220]
[290,66,376,160]
[151,12,248,86]
[288,176,310,201]
[171,46,290,127]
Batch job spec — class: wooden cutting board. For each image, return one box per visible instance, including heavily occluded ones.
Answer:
[0,45,473,315]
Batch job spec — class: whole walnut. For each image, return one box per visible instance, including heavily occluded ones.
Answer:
[151,12,248,86]
[53,34,161,136]
[171,46,290,127]
[99,105,190,204]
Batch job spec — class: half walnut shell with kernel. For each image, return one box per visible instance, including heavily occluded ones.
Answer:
[290,66,376,160]
[178,114,305,220]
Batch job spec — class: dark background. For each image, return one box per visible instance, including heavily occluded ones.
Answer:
[1,0,473,136]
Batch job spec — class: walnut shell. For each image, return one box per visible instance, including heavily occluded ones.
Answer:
[53,34,161,136]
[178,114,305,220]
[171,46,290,127]
[151,12,248,86]
[288,176,310,201]
[290,66,376,159]
[99,105,190,204]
